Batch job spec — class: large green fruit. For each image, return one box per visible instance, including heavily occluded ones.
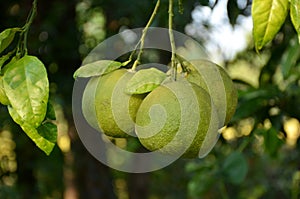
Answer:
[82,76,101,131]
[0,76,10,105]
[186,60,237,127]
[82,69,145,138]
[135,79,220,158]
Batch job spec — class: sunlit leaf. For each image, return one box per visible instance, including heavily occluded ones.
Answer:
[0,52,13,72]
[125,68,167,94]
[0,76,9,105]
[290,0,300,43]
[3,55,49,128]
[121,59,132,66]
[0,28,20,54]
[73,60,122,78]
[8,107,55,155]
[24,124,55,155]
[222,151,248,184]
[252,0,289,51]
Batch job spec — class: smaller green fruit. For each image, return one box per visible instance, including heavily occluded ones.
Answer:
[186,60,237,127]
[82,76,101,131]
[0,76,10,105]
[94,69,145,138]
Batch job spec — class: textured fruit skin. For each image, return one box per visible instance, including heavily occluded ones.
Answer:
[82,77,101,131]
[186,60,237,127]
[93,69,145,138]
[0,76,10,105]
[135,80,219,158]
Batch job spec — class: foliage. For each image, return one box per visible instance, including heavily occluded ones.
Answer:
[73,60,122,78]
[0,1,57,155]
[252,0,300,51]
[0,0,299,199]
[125,68,167,94]
[193,2,300,197]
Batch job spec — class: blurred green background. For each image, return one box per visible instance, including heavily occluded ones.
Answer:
[0,0,299,198]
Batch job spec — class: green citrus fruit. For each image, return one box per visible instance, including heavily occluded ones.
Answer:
[0,76,10,105]
[82,76,101,131]
[186,60,237,127]
[83,69,145,138]
[135,79,219,158]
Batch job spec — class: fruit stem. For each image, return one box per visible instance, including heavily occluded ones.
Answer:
[130,0,160,71]
[168,0,177,80]
[17,0,38,57]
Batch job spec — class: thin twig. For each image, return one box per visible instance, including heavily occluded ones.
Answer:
[129,0,160,71]
[23,0,38,55]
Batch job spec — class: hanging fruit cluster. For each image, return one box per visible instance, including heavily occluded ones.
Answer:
[74,59,237,159]
[73,0,237,158]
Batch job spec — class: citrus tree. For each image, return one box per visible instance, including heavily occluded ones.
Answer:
[0,0,299,199]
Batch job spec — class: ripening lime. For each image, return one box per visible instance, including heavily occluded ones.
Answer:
[186,60,237,127]
[135,79,219,158]
[87,69,145,138]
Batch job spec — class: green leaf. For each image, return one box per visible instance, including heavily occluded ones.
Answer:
[222,151,248,184]
[227,0,240,26]
[178,0,184,14]
[232,86,280,121]
[263,127,284,157]
[252,0,289,51]
[0,52,13,72]
[24,124,55,155]
[231,98,266,122]
[8,107,55,155]
[37,122,57,143]
[46,101,56,120]
[125,68,167,94]
[188,172,215,197]
[280,37,300,78]
[0,76,10,105]
[187,161,217,197]
[3,55,49,128]
[121,59,131,66]
[290,0,300,43]
[0,28,19,54]
[73,60,122,78]
[238,86,280,101]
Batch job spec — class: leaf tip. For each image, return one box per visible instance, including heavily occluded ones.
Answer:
[73,73,78,79]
